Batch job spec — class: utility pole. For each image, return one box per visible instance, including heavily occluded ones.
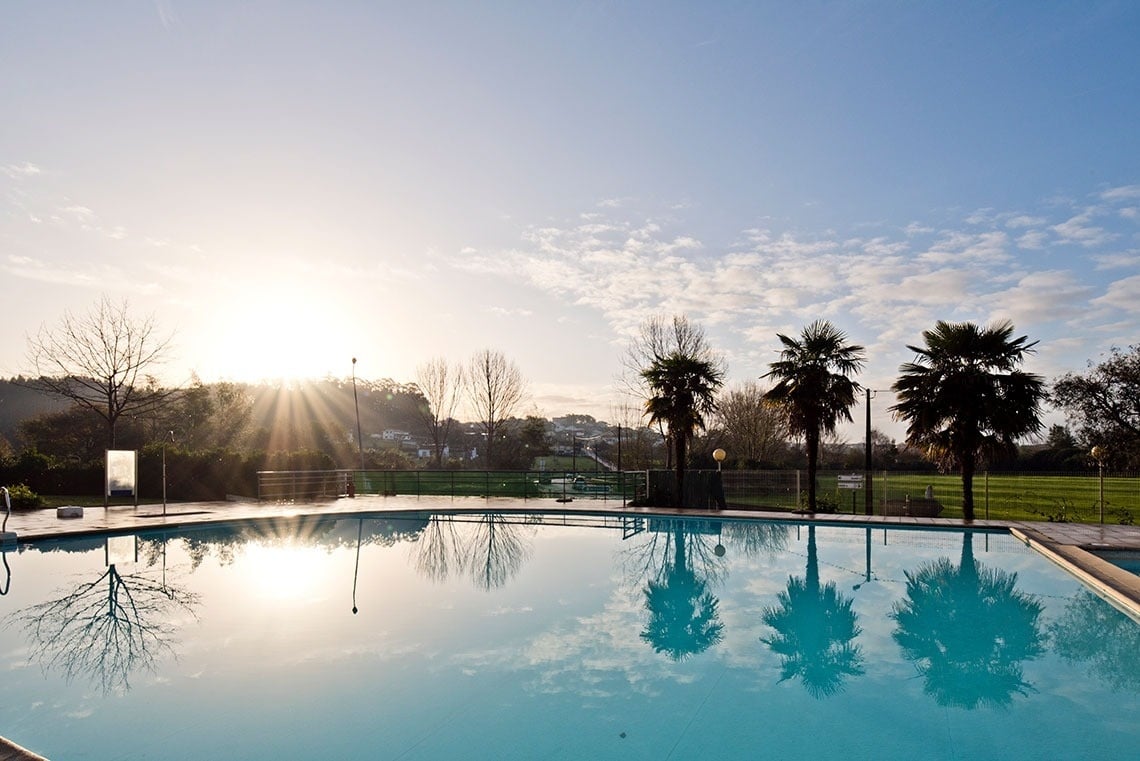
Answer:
[864,388,874,516]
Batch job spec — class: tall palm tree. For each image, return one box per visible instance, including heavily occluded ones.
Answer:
[890,320,1045,521]
[764,320,865,512]
[642,352,724,506]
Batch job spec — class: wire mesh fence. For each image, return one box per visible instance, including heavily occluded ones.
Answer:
[256,467,1140,524]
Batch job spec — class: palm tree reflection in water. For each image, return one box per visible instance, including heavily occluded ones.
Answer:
[890,532,1045,708]
[761,525,865,698]
[639,521,725,661]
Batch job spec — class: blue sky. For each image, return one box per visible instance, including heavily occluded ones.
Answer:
[3,2,1139,441]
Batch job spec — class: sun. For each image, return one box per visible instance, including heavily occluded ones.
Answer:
[206,288,351,383]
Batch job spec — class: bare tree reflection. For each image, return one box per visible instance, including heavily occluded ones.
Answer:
[6,542,199,695]
[720,520,791,560]
[410,514,466,583]
[761,525,864,698]
[632,519,726,661]
[890,532,1045,709]
[1048,589,1140,692]
[456,514,533,591]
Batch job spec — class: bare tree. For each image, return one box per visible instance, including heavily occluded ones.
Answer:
[26,295,175,448]
[464,349,527,467]
[414,357,464,467]
[713,381,788,465]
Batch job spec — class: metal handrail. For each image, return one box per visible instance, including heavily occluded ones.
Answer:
[1,486,9,534]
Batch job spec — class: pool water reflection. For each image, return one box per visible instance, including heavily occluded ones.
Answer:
[1,512,1138,760]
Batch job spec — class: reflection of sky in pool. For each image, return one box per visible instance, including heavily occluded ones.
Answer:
[2,513,1139,760]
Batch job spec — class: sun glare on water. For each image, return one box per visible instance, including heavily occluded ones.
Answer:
[240,542,333,603]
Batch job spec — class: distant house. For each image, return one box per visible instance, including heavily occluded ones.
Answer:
[382,429,411,441]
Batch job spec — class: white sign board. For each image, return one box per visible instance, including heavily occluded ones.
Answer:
[837,474,864,490]
[106,449,138,498]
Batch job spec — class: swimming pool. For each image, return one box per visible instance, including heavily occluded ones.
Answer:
[1,511,1138,760]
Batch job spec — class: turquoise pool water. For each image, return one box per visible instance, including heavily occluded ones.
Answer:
[1,512,1139,760]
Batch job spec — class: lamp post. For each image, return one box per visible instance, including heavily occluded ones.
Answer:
[162,430,174,516]
[1091,445,1107,524]
[712,448,726,471]
[352,357,364,471]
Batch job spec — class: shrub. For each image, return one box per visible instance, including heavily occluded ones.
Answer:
[3,482,42,509]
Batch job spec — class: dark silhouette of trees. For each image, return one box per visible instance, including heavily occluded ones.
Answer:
[891,320,1045,521]
[642,352,724,506]
[761,525,864,697]
[890,532,1045,708]
[764,320,865,512]
[26,295,175,448]
[1052,345,1140,467]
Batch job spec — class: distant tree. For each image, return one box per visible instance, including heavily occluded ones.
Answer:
[17,407,105,462]
[891,320,1045,521]
[414,357,464,468]
[712,381,787,467]
[464,349,527,468]
[642,348,725,506]
[764,320,865,512]
[1052,345,1140,467]
[26,296,175,448]
[609,400,663,471]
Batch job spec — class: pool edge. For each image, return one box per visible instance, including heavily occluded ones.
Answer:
[1012,525,1140,623]
[0,735,50,761]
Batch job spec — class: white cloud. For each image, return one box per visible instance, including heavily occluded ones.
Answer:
[1101,185,1140,201]
[2,162,41,178]
[1093,274,1140,312]
[1052,211,1112,247]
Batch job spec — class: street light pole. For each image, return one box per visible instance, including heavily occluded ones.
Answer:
[162,430,174,516]
[1091,446,1106,523]
[352,357,364,471]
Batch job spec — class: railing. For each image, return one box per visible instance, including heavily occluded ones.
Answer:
[257,469,646,504]
[254,468,1139,523]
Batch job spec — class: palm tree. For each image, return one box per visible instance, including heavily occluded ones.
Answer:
[642,352,724,506]
[890,320,1045,521]
[764,320,865,512]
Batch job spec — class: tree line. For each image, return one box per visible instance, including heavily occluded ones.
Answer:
[4,297,1140,513]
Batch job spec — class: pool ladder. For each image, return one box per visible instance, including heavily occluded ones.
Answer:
[1,487,11,595]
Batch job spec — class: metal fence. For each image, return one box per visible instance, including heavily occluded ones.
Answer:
[256,467,1140,523]
[257,469,645,504]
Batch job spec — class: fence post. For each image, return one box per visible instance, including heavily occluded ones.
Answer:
[985,470,989,521]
